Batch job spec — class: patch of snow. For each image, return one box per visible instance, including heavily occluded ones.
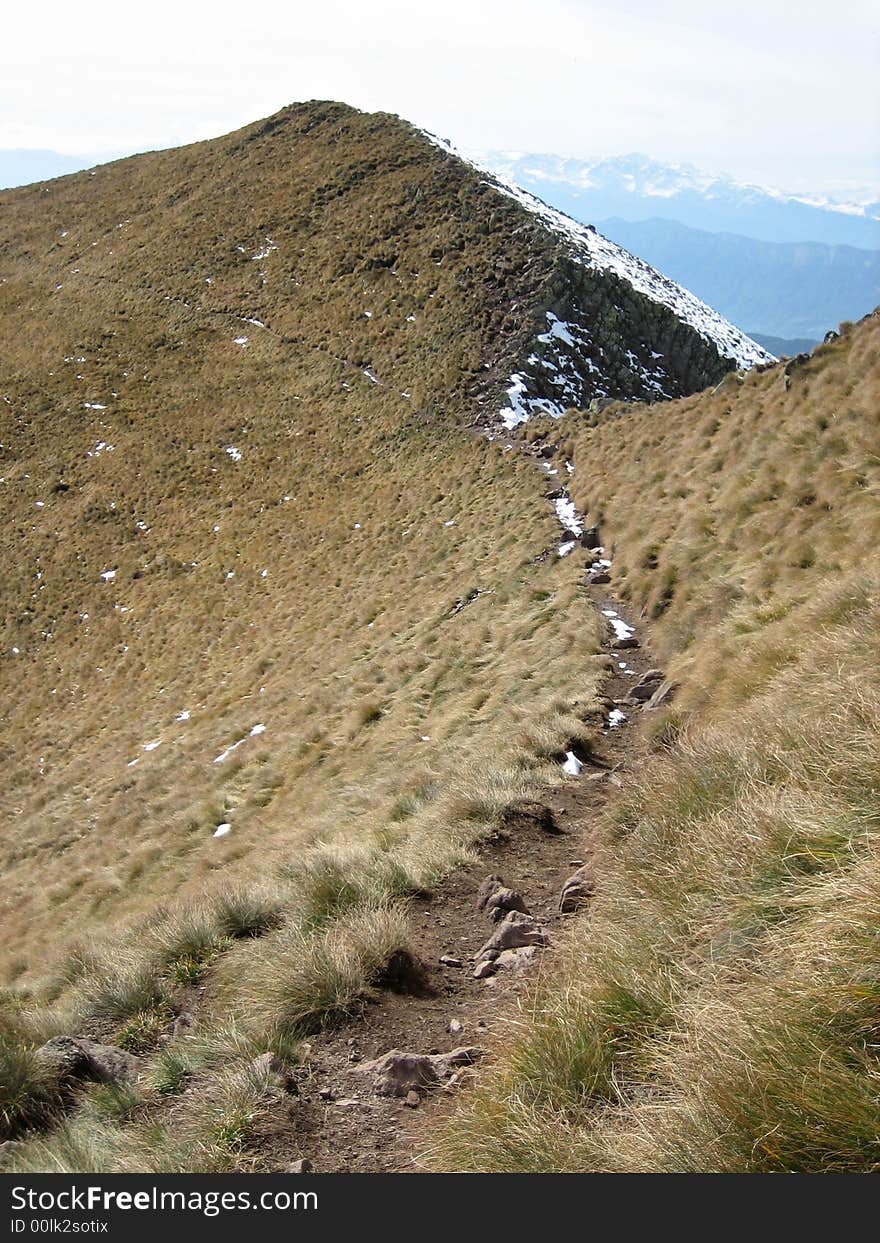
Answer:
[176,710,190,722]
[250,723,266,736]
[225,446,242,462]
[555,496,583,537]
[143,740,161,752]
[487,176,772,370]
[604,612,634,641]
[213,739,244,764]
[558,540,576,557]
[100,569,116,582]
[608,708,627,728]
[213,823,232,837]
[233,336,248,347]
[251,239,277,261]
[562,751,584,776]
[363,368,379,384]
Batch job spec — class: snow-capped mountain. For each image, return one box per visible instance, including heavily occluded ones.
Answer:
[425,132,773,426]
[467,151,880,250]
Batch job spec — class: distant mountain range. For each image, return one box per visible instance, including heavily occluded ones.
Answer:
[470,152,880,249]
[468,152,880,343]
[596,217,880,343]
[0,149,102,188]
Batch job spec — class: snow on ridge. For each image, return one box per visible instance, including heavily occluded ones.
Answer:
[421,126,771,371]
[419,126,773,430]
[487,175,772,370]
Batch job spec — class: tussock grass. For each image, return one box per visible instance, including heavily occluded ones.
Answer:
[0,1013,63,1141]
[430,318,880,1173]
[240,903,414,1038]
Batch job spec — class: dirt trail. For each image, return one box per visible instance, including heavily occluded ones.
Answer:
[250,433,659,1173]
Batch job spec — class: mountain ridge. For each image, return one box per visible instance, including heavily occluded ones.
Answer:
[470,150,880,249]
[0,99,761,974]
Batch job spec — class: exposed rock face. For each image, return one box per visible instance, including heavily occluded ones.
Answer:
[357,1047,484,1097]
[36,1036,140,1086]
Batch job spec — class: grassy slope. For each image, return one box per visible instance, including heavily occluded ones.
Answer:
[432,315,880,1172]
[0,104,611,1166]
[0,101,585,973]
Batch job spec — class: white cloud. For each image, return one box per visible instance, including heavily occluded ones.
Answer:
[1,0,876,190]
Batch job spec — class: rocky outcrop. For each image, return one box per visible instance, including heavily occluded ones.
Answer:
[357,1047,484,1097]
[36,1036,140,1086]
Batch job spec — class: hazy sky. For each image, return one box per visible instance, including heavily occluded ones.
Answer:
[2,0,877,193]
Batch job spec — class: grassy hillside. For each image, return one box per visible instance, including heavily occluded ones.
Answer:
[0,101,582,979]
[431,314,880,1172]
[0,102,631,1168]
[4,99,871,1174]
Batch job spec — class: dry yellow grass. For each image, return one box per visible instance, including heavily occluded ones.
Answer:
[0,102,606,983]
[429,315,880,1173]
[0,103,616,1169]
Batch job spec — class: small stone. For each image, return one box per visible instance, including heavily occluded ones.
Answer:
[473,960,496,979]
[476,875,529,922]
[589,571,611,584]
[439,954,463,969]
[612,636,640,650]
[628,669,665,702]
[358,1047,484,1097]
[644,679,679,710]
[448,1019,464,1035]
[405,1090,421,1108]
[36,1035,140,1087]
[318,1086,335,1101]
[475,910,549,965]
[495,946,538,973]
[559,865,596,913]
[288,1159,313,1174]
